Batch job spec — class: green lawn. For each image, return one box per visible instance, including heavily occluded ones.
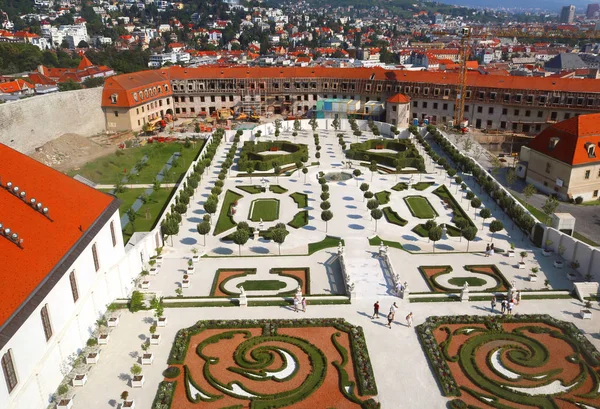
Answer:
[368,235,404,250]
[448,277,487,287]
[375,191,391,205]
[122,187,175,243]
[237,280,286,291]
[100,188,145,216]
[237,185,263,194]
[432,185,476,228]
[214,190,244,235]
[269,185,288,194]
[248,199,280,222]
[70,141,205,185]
[288,210,309,229]
[404,196,438,219]
[392,182,408,191]
[382,207,408,226]
[412,182,435,191]
[308,236,344,255]
[290,192,308,208]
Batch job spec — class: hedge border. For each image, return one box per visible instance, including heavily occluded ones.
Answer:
[404,195,439,219]
[288,210,309,229]
[381,206,408,226]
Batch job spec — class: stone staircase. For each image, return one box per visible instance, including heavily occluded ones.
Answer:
[342,237,390,299]
[573,282,600,302]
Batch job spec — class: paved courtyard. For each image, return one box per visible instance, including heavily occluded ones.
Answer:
[69,123,600,409]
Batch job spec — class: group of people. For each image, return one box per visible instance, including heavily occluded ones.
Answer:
[490,291,521,315]
[372,301,413,328]
[293,296,307,312]
[484,243,495,257]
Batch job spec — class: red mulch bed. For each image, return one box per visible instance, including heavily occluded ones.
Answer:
[212,270,248,297]
[434,322,600,409]
[168,326,366,409]
[277,269,308,294]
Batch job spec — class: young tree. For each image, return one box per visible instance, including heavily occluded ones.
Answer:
[541,196,559,224]
[321,210,333,232]
[353,169,362,186]
[367,198,379,211]
[274,119,282,137]
[364,191,374,202]
[462,226,478,252]
[479,208,491,229]
[522,184,537,209]
[471,198,482,217]
[428,226,443,253]
[309,117,318,133]
[271,227,287,255]
[246,164,255,183]
[293,119,301,133]
[371,208,383,231]
[302,167,309,183]
[152,177,161,193]
[369,161,378,181]
[360,182,370,194]
[505,168,517,191]
[196,221,211,246]
[490,156,502,176]
[127,208,137,232]
[332,116,340,132]
[320,201,331,210]
[273,163,282,182]
[489,219,504,242]
[203,199,218,217]
[161,216,179,246]
[231,228,249,256]
[462,138,473,153]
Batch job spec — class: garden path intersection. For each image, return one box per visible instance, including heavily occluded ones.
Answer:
[71,123,600,409]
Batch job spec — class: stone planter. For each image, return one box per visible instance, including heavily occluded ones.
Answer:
[187,266,195,275]
[108,317,119,327]
[72,374,87,387]
[182,280,190,288]
[507,250,515,258]
[141,353,154,365]
[86,352,100,364]
[517,262,526,269]
[554,260,564,268]
[141,281,150,290]
[150,334,161,345]
[98,334,109,345]
[132,375,145,388]
[542,249,553,257]
[122,401,135,409]
[57,399,73,409]
[157,317,167,327]
[529,274,537,282]
[581,309,592,319]
[156,256,163,264]
[149,267,159,276]
[192,255,200,263]
[567,272,578,281]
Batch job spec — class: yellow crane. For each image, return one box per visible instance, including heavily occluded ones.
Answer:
[454,27,471,130]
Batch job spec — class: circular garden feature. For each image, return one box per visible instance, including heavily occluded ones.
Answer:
[238,141,308,172]
[345,138,425,172]
[418,265,511,292]
[417,314,600,409]
[157,318,379,409]
[248,198,280,222]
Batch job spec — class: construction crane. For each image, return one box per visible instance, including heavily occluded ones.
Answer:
[453,27,471,130]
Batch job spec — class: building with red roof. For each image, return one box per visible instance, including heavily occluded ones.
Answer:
[0,79,34,96]
[35,55,115,84]
[520,113,600,200]
[0,143,135,409]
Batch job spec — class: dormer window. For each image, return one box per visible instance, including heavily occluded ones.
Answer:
[586,142,596,158]
[139,91,143,100]
[132,92,138,102]
[164,85,169,92]
[548,137,560,150]
[110,93,118,104]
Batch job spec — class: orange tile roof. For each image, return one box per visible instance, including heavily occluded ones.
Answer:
[527,113,600,166]
[0,144,116,327]
[387,93,410,103]
[102,70,172,108]
[0,79,33,94]
[77,55,94,71]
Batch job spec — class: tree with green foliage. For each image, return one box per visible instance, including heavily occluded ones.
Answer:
[541,196,559,224]
[203,199,218,216]
[505,168,517,191]
[273,163,282,182]
[161,215,179,246]
[274,119,282,137]
[293,119,301,133]
[471,198,482,216]
[321,210,333,232]
[371,208,383,231]
[522,184,537,209]
[196,221,211,246]
[82,76,104,88]
[428,226,443,253]
[320,201,331,210]
[246,164,255,183]
[127,208,136,231]
[480,208,491,229]
[360,183,369,194]
[332,117,340,132]
[367,199,379,211]
[231,228,249,256]
[353,169,361,186]
[489,219,504,242]
[271,227,287,255]
[302,167,309,183]
[369,161,378,181]
[462,226,478,252]
[58,79,83,92]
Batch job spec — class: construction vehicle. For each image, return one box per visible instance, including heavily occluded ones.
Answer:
[248,109,260,123]
[453,26,471,132]
[143,118,167,135]
[234,112,248,121]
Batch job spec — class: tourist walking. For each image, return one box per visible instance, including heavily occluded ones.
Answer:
[406,312,413,328]
[293,296,300,312]
[485,244,490,257]
[507,300,514,315]
[501,299,507,314]
[390,302,398,315]
[386,311,395,328]
[515,291,521,305]
[490,243,495,257]
[490,296,496,312]
[301,297,307,312]
[371,301,380,319]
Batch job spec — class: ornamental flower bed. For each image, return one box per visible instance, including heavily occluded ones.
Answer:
[160,318,379,409]
[416,314,600,408]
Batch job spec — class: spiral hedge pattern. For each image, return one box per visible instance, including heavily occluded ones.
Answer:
[158,318,379,409]
[417,314,600,409]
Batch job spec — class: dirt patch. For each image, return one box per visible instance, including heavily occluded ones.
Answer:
[29,132,132,173]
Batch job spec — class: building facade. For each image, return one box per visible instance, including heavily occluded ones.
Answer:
[560,5,576,24]
[519,113,600,201]
[102,66,600,134]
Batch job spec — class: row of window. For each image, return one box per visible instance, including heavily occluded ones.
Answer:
[131,84,169,103]
[135,98,170,116]
[2,222,117,394]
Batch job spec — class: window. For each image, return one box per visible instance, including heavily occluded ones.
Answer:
[488,107,494,115]
[564,113,570,120]
[443,89,450,97]
[41,305,52,341]
[551,112,557,121]
[487,120,492,127]
[594,190,599,197]
[189,97,194,102]
[392,106,397,112]
[500,121,506,129]
[413,101,418,108]
[477,106,482,113]
[423,87,429,95]
[464,105,469,112]
[221,96,225,102]
[514,109,520,116]
[422,102,427,108]
[525,110,531,117]
[69,271,79,303]
[2,350,17,393]
[433,103,438,109]
[537,111,543,118]
[114,111,119,117]
[503,94,510,103]
[110,94,118,104]
[502,108,507,115]
[465,91,471,99]
[92,243,99,272]
[546,162,551,173]
[478,91,484,100]
[490,92,496,101]
[567,97,574,105]
[586,143,596,158]
[442,103,448,110]
[110,221,116,247]
[585,170,591,179]
[515,94,522,103]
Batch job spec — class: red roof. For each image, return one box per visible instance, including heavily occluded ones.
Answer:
[527,113,600,166]
[77,55,94,71]
[387,93,411,104]
[0,79,33,94]
[0,144,115,327]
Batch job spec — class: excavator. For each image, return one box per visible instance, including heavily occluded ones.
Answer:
[234,109,260,122]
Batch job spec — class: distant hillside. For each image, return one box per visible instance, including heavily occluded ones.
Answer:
[441,0,586,11]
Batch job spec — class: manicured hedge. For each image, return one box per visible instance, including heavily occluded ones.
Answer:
[345,138,425,171]
[288,210,309,228]
[238,141,308,171]
[290,192,308,208]
[432,185,475,229]
[382,207,407,226]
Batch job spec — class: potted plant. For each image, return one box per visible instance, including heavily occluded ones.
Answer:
[154,301,166,327]
[175,288,183,297]
[529,267,538,282]
[182,274,190,288]
[56,384,74,409]
[187,259,195,274]
[155,247,164,264]
[149,324,161,345]
[581,301,593,319]
[141,280,150,290]
[568,260,580,281]
[141,341,153,365]
[86,349,100,364]
[518,251,528,269]
[148,259,159,275]
[121,391,135,408]
[507,242,515,257]
[544,279,550,289]
[554,244,566,268]
[542,239,554,256]
[131,364,144,388]
[72,373,88,387]
[191,247,200,263]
